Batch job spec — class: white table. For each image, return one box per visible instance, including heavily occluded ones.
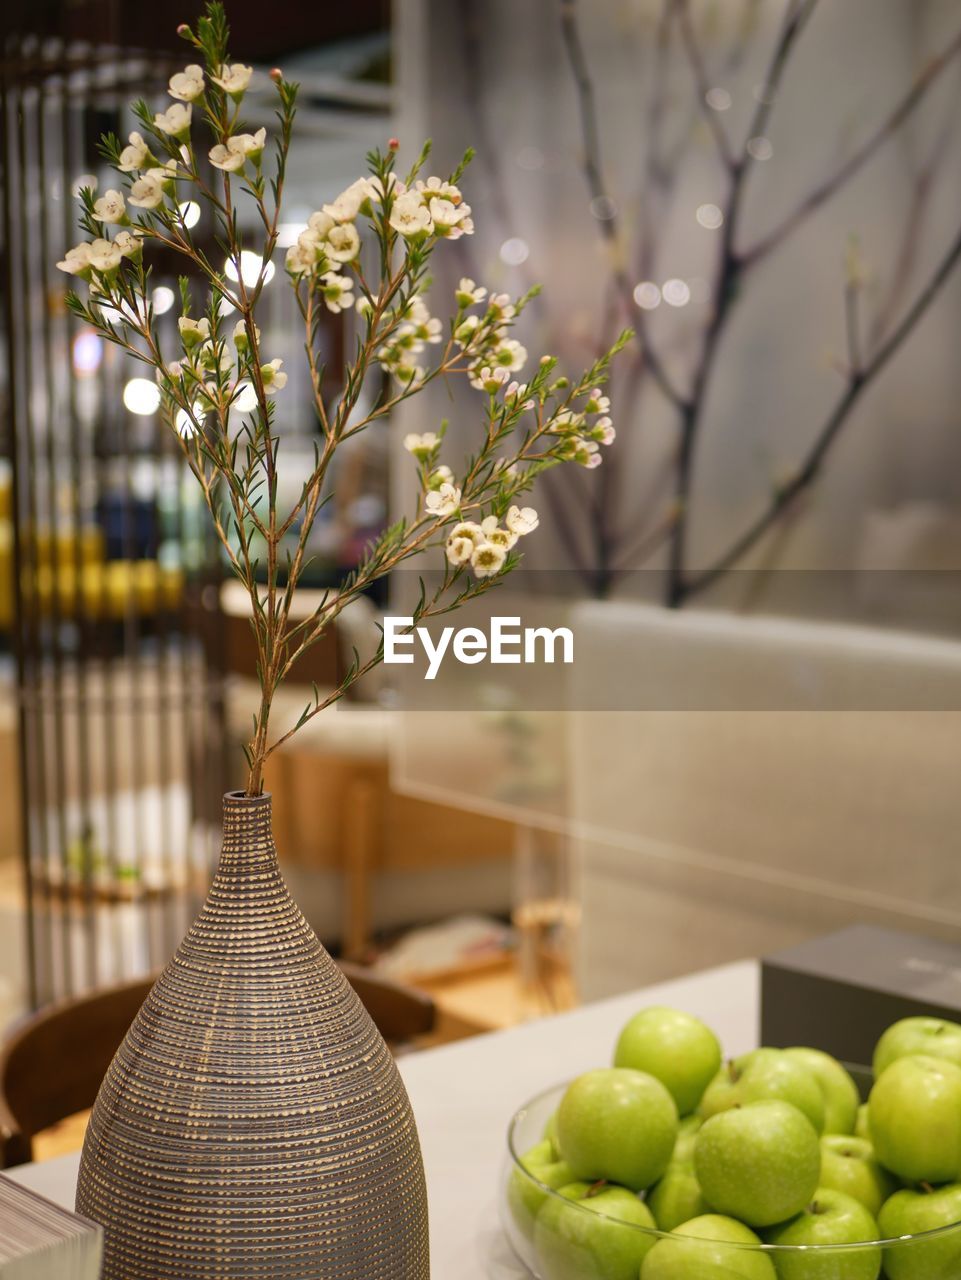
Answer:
[8,960,759,1278]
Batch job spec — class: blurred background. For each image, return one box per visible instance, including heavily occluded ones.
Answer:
[1,0,961,1156]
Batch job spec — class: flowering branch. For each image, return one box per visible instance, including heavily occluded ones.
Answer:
[57,2,631,795]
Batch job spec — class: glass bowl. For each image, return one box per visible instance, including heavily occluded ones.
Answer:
[501,1079,961,1280]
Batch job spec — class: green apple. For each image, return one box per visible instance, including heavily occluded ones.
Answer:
[641,1214,776,1280]
[854,1103,872,1142]
[699,1048,825,1134]
[544,1110,560,1156]
[763,1188,881,1279]
[868,1054,961,1183]
[818,1135,898,1217]
[557,1068,678,1191]
[648,1162,710,1233]
[877,1183,961,1280]
[874,1017,961,1078]
[695,1100,821,1227]
[673,1115,703,1164]
[649,1116,708,1231]
[508,1138,576,1241]
[613,1007,722,1116]
[533,1180,657,1280]
[784,1047,860,1134]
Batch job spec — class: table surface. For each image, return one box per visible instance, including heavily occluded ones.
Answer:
[7,959,759,1278]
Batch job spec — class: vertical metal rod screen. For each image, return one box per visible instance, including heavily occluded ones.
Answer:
[1,35,228,1009]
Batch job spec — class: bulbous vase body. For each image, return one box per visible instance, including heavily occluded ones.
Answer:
[76,791,430,1279]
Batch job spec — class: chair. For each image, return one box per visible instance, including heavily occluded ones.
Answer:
[0,961,436,1168]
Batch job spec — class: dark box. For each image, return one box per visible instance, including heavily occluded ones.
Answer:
[760,924,961,1068]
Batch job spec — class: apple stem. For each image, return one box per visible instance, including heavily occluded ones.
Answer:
[921,1181,935,1194]
[586,1180,608,1198]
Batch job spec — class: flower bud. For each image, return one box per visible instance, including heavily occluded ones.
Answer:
[388,137,400,151]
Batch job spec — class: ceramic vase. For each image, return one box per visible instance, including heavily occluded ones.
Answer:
[76,790,430,1279]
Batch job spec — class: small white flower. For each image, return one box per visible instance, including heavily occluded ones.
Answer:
[87,238,123,273]
[230,128,267,162]
[325,223,360,263]
[487,528,517,550]
[355,295,374,318]
[550,410,582,434]
[208,142,246,173]
[308,210,335,237]
[153,103,192,138]
[114,230,143,259]
[178,315,210,348]
[448,213,474,240]
[449,521,484,546]
[168,64,205,102]
[320,270,355,314]
[56,243,93,275]
[446,536,474,567]
[416,176,462,203]
[469,365,511,392]
[575,441,602,468]
[488,293,516,324]
[506,506,539,536]
[428,197,469,235]
[118,131,150,172]
[492,338,527,372]
[210,63,253,96]
[456,277,487,307]
[403,307,443,345]
[454,314,480,347]
[232,319,260,351]
[92,188,127,224]
[586,389,611,415]
[429,464,454,488]
[260,357,287,390]
[199,341,232,375]
[403,431,440,460]
[470,542,507,578]
[593,417,616,445]
[322,179,371,223]
[405,295,431,326]
[481,516,518,550]
[389,192,433,238]
[425,482,461,518]
[148,160,178,185]
[286,238,318,276]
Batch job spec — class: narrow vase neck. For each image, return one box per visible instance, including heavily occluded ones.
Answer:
[217,790,278,878]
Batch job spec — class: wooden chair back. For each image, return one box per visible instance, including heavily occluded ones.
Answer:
[1,962,435,1167]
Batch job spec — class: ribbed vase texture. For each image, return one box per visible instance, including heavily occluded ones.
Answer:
[76,791,430,1279]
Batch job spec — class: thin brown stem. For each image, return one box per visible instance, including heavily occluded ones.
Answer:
[680,216,961,601]
[742,21,961,267]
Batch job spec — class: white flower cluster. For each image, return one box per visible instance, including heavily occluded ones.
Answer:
[401,423,538,578]
[210,128,266,173]
[442,508,539,579]
[56,229,142,278]
[377,296,443,386]
[285,194,365,282]
[160,315,287,432]
[388,177,473,241]
[548,389,616,468]
[451,281,529,389]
